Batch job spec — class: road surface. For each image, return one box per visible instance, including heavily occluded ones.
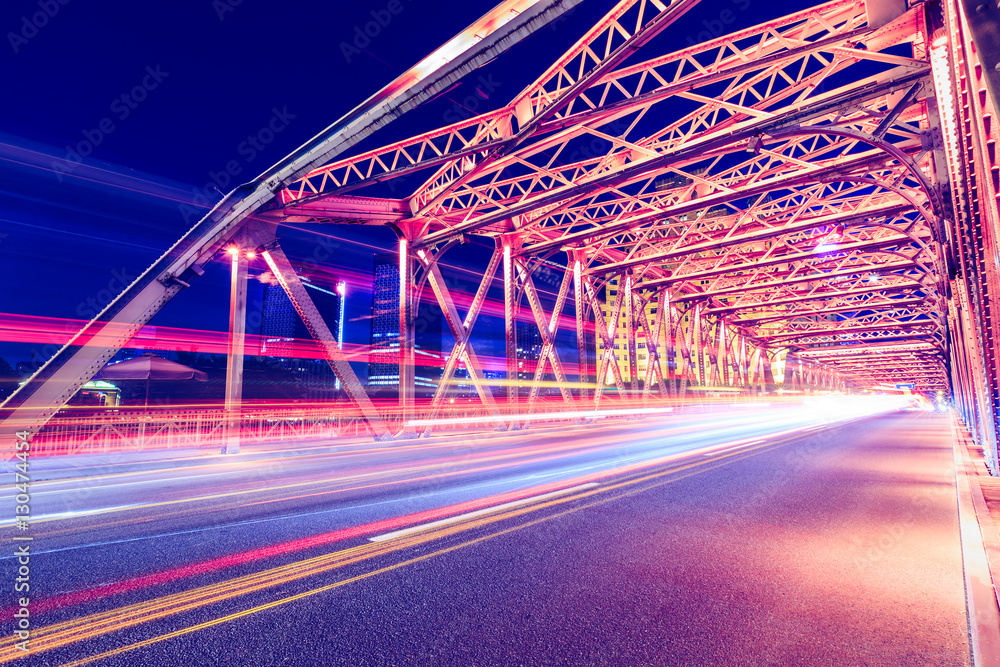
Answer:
[0,407,971,666]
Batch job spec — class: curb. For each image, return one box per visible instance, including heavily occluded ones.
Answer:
[952,415,1000,666]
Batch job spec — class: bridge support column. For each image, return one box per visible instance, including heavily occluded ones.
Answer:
[677,310,693,406]
[693,305,704,389]
[398,237,416,436]
[224,247,248,455]
[502,239,518,425]
[762,349,776,394]
[717,321,729,390]
[573,251,589,402]
[624,272,638,398]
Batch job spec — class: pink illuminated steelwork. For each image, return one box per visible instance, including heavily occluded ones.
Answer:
[3,0,1000,477]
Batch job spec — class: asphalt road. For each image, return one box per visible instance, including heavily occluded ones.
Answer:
[1,407,971,666]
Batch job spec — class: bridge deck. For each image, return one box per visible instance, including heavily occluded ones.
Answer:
[8,411,989,665]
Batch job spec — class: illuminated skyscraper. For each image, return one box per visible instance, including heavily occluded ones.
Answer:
[367,253,442,397]
[516,323,543,385]
[594,275,669,388]
[259,268,346,399]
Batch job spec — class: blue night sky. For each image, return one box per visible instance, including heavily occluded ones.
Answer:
[0,0,816,368]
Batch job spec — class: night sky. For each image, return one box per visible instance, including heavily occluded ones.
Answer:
[0,0,817,369]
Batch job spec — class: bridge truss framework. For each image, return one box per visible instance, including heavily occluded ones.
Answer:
[3,0,1000,473]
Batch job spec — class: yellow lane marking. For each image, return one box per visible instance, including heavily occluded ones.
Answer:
[53,439,793,667]
[368,483,600,541]
[0,433,802,664]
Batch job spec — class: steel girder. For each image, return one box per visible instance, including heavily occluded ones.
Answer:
[260,243,392,440]
[0,0,580,448]
[277,0,946,402]
[932,0,1000,472]
[10,0,998,450]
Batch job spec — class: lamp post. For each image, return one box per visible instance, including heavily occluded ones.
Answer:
[224,246,252,454]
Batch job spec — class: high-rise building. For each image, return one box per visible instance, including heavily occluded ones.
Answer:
[516,322,543,386]
[258,268,346,400]
[594,275,670,388]
[367,253,400,390]
[367,253,442,397]
[259,284,298,358]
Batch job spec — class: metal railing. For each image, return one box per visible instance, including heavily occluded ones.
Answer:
[29,404,373,456]
[26,392,770,456]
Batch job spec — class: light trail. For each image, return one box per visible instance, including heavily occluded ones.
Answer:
[11,409,786,525]
[0,424,827,664]
[368,482,601,542]
[406,404,675,426]
[2,399,908,666]
[0,397,912,667]
[2,399,904,626]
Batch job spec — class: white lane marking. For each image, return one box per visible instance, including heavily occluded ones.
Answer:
[0,505,140,527]
[368,483,600,542]
[0,467,266,499]
[0,476,593,557]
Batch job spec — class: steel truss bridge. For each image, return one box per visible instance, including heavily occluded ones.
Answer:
[3,0,1000,473]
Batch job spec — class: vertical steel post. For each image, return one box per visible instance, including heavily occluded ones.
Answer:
[717,322,728,389]
[693,305,703,388]
[398,238,416,433]
[762,348,775,393]
[738,333,748,391]
[624,273,638,397]
[503,241,518,421]
[574,252,589,401]
[224,248,248,455]
[748,346,760,394]
[661,291,673,399]
[678,310,693,405]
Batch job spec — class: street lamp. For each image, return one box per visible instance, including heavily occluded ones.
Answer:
[223,244,253,454]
